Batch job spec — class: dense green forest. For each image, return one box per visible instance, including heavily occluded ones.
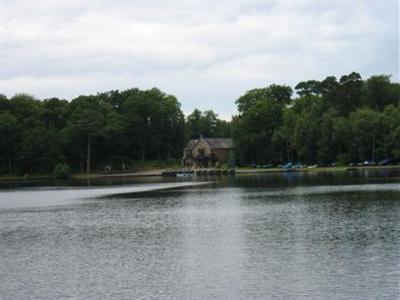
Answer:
[0,72,399,175]
[0,88,187,174]
[232,72,400,165]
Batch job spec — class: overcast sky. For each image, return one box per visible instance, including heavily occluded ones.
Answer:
[1,0,399,118]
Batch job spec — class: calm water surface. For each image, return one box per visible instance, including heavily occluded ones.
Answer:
[1,170,399,299]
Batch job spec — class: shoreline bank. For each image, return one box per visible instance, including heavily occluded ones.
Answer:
[1,165,399,182]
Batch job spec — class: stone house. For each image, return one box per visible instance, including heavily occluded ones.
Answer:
[182,136,235,168]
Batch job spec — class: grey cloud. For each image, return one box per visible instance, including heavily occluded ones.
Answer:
[0,0,398,118]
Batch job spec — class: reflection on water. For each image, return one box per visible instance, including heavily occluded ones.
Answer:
[0,170,399,299]
[0,182,210,209]
[0,175,184,189]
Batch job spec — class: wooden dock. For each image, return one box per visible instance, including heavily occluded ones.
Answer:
[162,168,235,177]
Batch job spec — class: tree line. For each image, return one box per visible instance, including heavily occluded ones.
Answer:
[0,88,186,174]
[232,72,400,165]
[0,87,232,175]
[0,72,399,175]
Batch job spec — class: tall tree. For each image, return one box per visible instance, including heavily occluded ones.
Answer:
[64,95,110,174]
[186,109,229,139]
[335,72,363,115]
[295,80,322,97]
[0,112,19,173]
[236,84,292,114]
[41,98,69,129]
[332,116,352,163]
[382,104,400,160]
[350,108,383,161]
[122,88,185,161]
[233,96,284,162]
[363,75,400,111]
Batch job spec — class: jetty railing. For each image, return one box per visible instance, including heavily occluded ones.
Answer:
[162,168,235,177]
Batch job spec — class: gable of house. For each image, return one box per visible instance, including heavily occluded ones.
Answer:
[192,139,212,157]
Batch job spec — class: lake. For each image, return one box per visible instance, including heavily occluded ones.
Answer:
[0,169,399,299]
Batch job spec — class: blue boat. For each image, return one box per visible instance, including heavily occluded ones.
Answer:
[282,162,293,169]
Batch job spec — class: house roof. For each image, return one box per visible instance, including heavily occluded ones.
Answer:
[184,138,234,150]
[203,138,234,149]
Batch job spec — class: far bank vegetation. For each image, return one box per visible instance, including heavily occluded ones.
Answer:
[0,72,399,175]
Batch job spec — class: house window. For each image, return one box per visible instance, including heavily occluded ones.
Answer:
[198,148,205,156]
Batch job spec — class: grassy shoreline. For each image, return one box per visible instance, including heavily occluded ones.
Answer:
[0,165,399,182]
[235,165,400,175]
